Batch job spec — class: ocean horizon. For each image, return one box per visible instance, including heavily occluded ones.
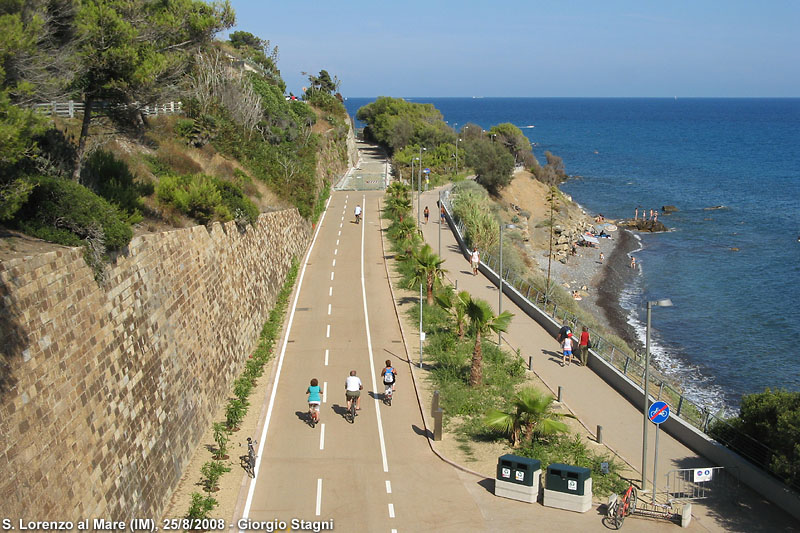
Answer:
[345,97,800,412]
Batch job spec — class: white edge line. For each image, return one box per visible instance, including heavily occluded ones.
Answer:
[239,194,331,525]
[361,193,389,473]
[316,478,323,516]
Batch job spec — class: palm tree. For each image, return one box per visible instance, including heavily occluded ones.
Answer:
[385,194,412,221]
[465,296,512,386]
[435,285,470,339]
[484,387,572,447]
[407,244,446,305]
[387,181,411,201]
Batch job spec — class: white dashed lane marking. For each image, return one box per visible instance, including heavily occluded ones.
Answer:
[324,349,329,366]
[388,504,395,518]
[330,272,334,281]
[329,287,333,296]
[316,479,322,516]
[326,324,330,338]
[385,480,392,494]
[319,424,325,450]
[328,303,331,315]
[323,381,327,402]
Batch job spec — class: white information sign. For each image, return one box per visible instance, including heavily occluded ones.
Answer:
[694,468,713,482]
[568,480,577,491]
[515,470,525,482]
[501,467,510,479]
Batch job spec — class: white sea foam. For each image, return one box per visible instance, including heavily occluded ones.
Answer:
[619,275,726,413]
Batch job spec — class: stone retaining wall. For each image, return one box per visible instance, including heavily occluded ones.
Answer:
[0,209,310,521]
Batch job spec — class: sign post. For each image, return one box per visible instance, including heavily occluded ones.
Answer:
[648,401,670,503]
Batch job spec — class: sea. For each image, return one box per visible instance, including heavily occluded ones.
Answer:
[344,97,800,412]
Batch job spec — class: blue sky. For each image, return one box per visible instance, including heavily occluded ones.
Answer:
[225,1,800,97]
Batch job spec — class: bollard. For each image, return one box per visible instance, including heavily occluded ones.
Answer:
[596,425,603,445]
[528,356,533,371]
[455,279,458,290]
[433,408,443,441]
[431,390,440,418]
[557,386,563,403]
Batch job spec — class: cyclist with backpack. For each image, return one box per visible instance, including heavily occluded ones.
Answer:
[381,360,397,402]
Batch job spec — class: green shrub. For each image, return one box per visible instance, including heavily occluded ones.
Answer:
[200,460,231,492]
[186,493,217,519]
[17,176,133,251]
[225,398,247,430]
[155,174,258,225]
[212,422,229,459]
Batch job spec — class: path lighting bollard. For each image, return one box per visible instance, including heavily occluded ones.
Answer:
[438,190,442,258]
[432,390,440,418]
[433,408,443,441]
[528,356,533,371]
[597,425,603,445]
[642,299,673,492]
[557,386,563,403]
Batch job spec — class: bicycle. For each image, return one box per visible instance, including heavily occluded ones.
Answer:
[241,437,257,477]
[383,384,393,406]
[345,395,358,423]
[308,405,319,428]
[606,483,637,530]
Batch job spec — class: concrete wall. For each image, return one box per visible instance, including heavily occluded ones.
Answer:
[0,209,310,521]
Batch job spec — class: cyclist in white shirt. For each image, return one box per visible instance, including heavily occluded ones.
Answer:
[345,370,363,411]
[354,205,362,224]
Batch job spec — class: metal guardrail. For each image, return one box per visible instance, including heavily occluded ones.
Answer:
[439,190,799,494]
[32,100,183,118]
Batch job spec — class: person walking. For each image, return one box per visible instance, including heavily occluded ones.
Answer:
[423,206,430,224]
[561,332,574,367]
[440,205,446,224]
[578,326,590,367]
[599,251,604,263]
[470,247,480,276]
[557,322,573,343]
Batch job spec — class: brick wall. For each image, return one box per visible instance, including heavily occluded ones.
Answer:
[0,208,311,521]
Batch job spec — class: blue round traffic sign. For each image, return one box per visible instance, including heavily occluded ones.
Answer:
[423,168,430,174]
[648,401,670,424]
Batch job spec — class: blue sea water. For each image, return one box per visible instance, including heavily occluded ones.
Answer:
[345,97,800,410]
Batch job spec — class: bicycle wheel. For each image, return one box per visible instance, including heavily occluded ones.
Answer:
[628,486,637,515]
[606,498,621,530]
[614,496,626,528]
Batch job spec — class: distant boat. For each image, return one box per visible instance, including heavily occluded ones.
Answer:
[523,125,535,128]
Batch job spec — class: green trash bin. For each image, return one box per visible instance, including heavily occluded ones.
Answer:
[496,454,541,487]
[545,463,591,496]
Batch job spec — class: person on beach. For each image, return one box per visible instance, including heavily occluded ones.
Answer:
[470,247,480,275]
[654,210,658,223]
[579,326,590,367]
[630,256,636,269]
[635,207,639,220]
[562,332,574,366]
[599,251,604,263]
[423,206,430,224]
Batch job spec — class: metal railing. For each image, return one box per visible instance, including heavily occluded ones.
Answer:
[32,100,183,118]
[440,190,799,494]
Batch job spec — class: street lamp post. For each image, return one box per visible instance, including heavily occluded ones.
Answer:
[498,223,516,345]
[641,298,673,492]
[455,137,462,176]
[438,190,442,257]
[417,147,425,225]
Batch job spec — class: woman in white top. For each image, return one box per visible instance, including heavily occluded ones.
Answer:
[562,333,574,367]
[470,247,480,276]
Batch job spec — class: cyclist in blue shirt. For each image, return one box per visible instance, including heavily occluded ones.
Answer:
[307,378,321,424]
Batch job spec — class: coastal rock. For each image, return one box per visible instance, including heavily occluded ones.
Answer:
[620,219,668,232]
[662,205,679,213]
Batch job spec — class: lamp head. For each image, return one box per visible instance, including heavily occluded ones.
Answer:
[649,298,673,308]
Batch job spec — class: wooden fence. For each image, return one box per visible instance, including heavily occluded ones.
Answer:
[32,100,183,118]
